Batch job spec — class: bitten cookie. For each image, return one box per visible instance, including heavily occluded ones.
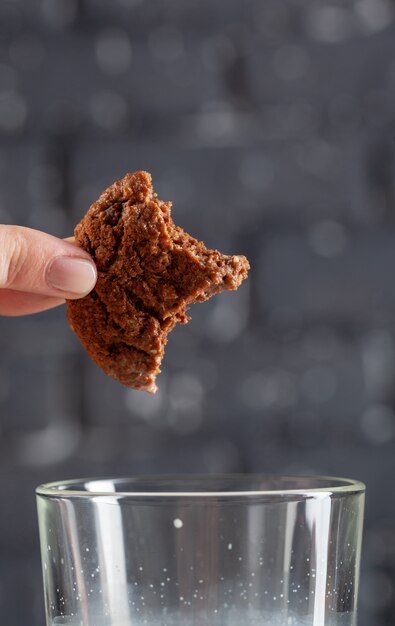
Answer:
[67,171,250,392]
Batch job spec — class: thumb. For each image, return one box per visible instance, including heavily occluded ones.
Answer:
[0,225,97,299]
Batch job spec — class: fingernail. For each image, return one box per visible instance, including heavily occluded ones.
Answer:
[46,256,97,295]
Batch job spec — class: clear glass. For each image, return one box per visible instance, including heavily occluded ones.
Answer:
[36,474,365,626]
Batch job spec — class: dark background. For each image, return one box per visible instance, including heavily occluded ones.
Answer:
[0,0,394,624]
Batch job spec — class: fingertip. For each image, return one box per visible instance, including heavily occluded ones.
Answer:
[46,256,97,297]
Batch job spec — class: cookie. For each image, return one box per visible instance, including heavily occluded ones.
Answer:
[67,171,250,392]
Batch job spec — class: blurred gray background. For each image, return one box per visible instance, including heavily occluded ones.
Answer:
[0,0,394,624]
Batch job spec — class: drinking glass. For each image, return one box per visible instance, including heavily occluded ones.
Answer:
[36,474,365,626]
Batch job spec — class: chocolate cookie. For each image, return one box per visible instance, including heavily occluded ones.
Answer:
[67,171,250,392]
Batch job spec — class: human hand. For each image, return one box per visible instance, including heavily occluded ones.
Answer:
[0,225,97,316]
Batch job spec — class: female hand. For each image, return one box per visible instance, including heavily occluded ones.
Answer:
[0,225,97,316]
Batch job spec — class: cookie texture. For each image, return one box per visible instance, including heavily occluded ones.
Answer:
[67,171,250,392]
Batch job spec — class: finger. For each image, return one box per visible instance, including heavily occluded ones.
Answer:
[0,225,96,299]
[0,288,65,316]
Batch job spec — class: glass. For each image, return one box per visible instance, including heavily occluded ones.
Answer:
[36,475,365,626]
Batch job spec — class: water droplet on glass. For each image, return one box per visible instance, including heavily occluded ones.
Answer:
[173,518,183,529]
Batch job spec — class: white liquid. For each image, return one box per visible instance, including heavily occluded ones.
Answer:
[52,610,355,626]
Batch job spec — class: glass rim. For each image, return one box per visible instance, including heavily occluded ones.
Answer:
[36,473,365,499]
